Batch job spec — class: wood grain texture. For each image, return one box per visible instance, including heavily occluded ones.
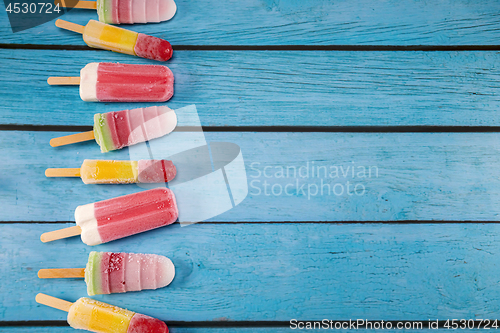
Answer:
[2,223,500,321]
[2,1,499,326]
[1,0,500,45]
[1,50,500,127]
[2,131,500,222]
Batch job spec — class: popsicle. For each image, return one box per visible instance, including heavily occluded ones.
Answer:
[57,0,177,24]
[55,19,173,61]
[46,159,177,184]
[48,62,174,102]
[38,251,175,296]
[36,294,168,333]
[49,106,177,153]
[40,188,178,246]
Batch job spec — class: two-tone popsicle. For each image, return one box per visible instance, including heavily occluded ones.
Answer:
[40,188,178,246]
[46,159,177,184]
[58,0,177,24]
[48,63,174,102]
[38,251,175,296]
[36,293,168,333]
[49,106,177,153]
[56,19,172,61]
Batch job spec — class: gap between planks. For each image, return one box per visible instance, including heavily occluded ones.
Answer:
[4,125,500,133]
[0,320,495,328]
[2,44,500,51]
[2,221,500,224]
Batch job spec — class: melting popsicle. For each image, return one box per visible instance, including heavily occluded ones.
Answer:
[48,62,174,102]
[46,159,177,184]
[38,251,175,296]
[36,293,168,333]
[56,19,172,61]
[40,188,179,246]
[49,106,177,153]
[58,0,177,24]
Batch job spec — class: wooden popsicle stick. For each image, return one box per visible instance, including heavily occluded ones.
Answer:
[56,0,97,9]
[55,19,85,34]
[45,168,81,178]
[47,77,80,85]
[50,131,95,147]
[36,293,73,312]
[40,225,82,243]
[38,268,85,279]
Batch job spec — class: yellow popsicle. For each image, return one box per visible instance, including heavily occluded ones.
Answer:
[67,297,134,333]
[36,294,169,333]
[83,20,138,55]
[55,19,173,61]
[80,160,138,184]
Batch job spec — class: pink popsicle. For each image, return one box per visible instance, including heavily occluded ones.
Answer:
[134,34,173,62]
[95,188,177,243]
[138,160,176,183]
[80,62,174,102]
[75,188,178,245]
[128,314,168,333]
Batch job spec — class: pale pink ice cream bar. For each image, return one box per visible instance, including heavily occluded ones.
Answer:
[93,105,177,153]
[85,251,175,295]
[97,0,177,24]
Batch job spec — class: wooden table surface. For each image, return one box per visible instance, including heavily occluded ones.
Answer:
[2,0,500,332]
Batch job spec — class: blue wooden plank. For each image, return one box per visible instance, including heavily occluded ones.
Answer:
[2,131,500,222]
[1,0,500,45]
[1,50,500,127]
[1,223,499,321]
